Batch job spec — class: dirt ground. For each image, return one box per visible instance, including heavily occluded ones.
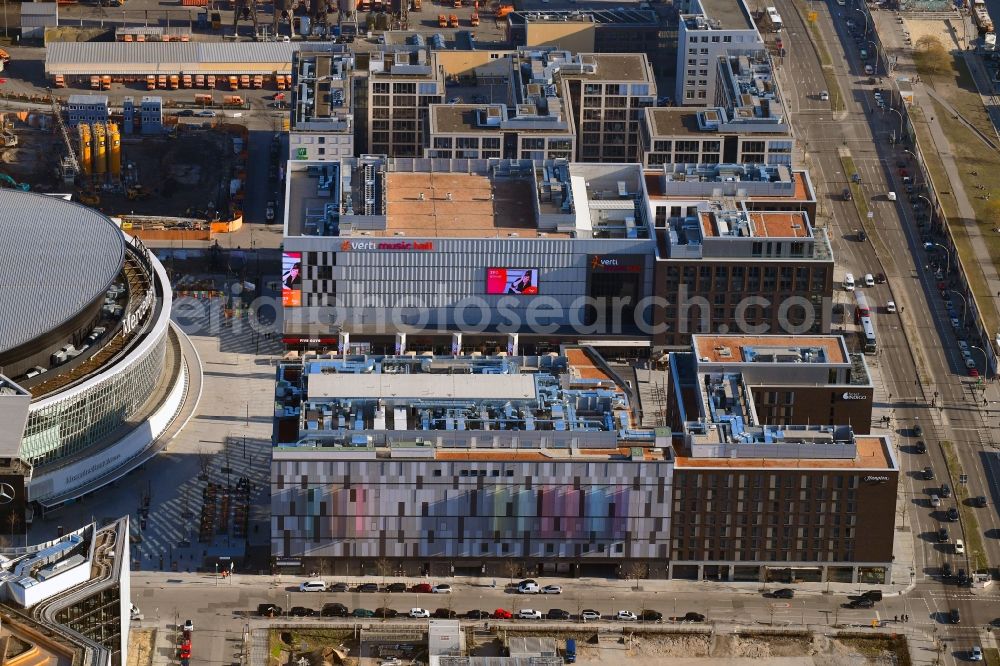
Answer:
[573,632,908,665]
[126,628,155,666]
[0,126,63,190]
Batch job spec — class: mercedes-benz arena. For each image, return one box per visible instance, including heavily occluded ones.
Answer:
[281,156,656,356]
[0,191,190,514]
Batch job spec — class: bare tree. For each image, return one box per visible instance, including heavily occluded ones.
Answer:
[6,512,19,545]
[503,560,520,585]
[626,562,648,591]
[376,557,392,586]
[197,447,211,481]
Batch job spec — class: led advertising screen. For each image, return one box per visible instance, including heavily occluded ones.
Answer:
[486,268,539,295]
[282,251,302,307]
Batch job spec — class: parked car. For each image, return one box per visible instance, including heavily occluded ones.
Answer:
[358,582,379,593]
[923,466,935,480]
[955,539,965,554]
[258,604,282,617]
[848,597,874,609]
[466,609,489,619]
[971,646,983,661]
[914,424,924,437]
[947,507,959,522]
[492,608,513,619]
[408,608,430,618]
[640,610,663,622]
[183,619,194,632]
[516,579,537,587]
[616,610,638,621]
[432,584,452,594]
[975,495,989,508]
[411,583,433,593]
[321,603,349,617]
[352,608,375,618]
[517,582,541,594]
[541,585,562,594]
[433,608,458,619]
[941,484,952,498]
[958,569,969,586]
[329,582,350,593]
[949,608,960,624]
[941,562,953,578]
[195,110,216,117]
[770,588,795,599]
[289,606,315,617]
[938,527,949,543]
[387,582,407,593]
[177,109,195,117]
[580,609,602,621]
[547,608,571,620]
[299,580,327,592]
[518,609,543,620]
[915,441,927,454]
[861,590,883,602]
[679,612,705,622]
[375,608,398,619]
[265,201,276,223]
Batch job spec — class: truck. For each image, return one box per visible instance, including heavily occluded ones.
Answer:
[275,75,287,90]
[974,0,994,34]
[223,95,244,106]
[228,75,239,89]
[101,75,112,89]
[470,12,479,25]
[195,74,205,87]
[195,93,213,105]
[90,75,101,89]
[182,74,192,87]
[239,74,250,88]
[0,49,10,64]
[157,75,167,88]
[252,74,263,88]
[210,11,222,29]
[207,75,216,88]
[169,75,179,89]
[438,13,447,26]
[565,639,576,663]
[53,75,66,88]
[448,13,458,26]
[146,75,156,90]
[495,3,513,17]
[411,0,421,10]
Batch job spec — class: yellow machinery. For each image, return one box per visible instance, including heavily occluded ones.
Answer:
[92,123,106,175]
[108,123,121,177]
[78,124,92,176]
[78,190,100,206]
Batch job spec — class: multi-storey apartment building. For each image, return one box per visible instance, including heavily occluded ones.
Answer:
[271,349,673,578]
[641,53,793,167]
[647,163,831,347]
[367,48,445,157]
[560,53,656,162]
[675,0,764,104]
[668,334,874,435]
[289,47,355,162]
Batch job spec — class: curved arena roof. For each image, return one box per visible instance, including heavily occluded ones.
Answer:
[0,191,125,355]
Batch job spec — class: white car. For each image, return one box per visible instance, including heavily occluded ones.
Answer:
[183,619,194,632]
[299,580,327,592]
[951,317,961,329]
[581,609,601,621]
[971,646,983,661]
[886,301,897,313]
[616,610,638,621]
[955,539,966,554]
[518,609,543,620]
[864,273,875,287]
[431,584,452,594]
[541,585,562,594]
[958,340,970,351]
[844,273,855,291]
[517,583,541,594]
[408,608,430,618]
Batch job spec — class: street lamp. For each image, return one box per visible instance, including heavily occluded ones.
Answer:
[854,7,870,38]
[949,289,968,327]
[924,241,951,276]
[889,107,904,141]
[971,345,989,378]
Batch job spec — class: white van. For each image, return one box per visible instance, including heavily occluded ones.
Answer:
[299,580,327,592]
[887,191,897,201]
[517,582,541,594]
[864,273,875,287]
[844,273,856,291]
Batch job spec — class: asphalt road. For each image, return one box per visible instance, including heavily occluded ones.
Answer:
[773,0,1000,652]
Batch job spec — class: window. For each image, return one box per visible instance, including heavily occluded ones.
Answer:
[432,469,442,477]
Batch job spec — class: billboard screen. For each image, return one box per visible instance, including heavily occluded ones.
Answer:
[282,251,302,307]
[486,268,539,295]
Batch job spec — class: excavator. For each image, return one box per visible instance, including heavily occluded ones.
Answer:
[77,189,100,206]
[0,173,29,191]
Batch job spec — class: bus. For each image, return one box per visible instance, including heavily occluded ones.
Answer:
[854,291,871,324]
[860,315,877,353]
[765,6,783,32]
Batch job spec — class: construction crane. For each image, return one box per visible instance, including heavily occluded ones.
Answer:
[51,93,80,180]
[232,0,259,36]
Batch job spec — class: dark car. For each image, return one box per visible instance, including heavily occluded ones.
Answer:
[941,562,953,578]
[329,582,350,593]
[432,608,458,619]
[923,467,935,480]
[949,608,960,624]
[258,604,282,617]
[958,569,969,586]
[682,612,706,622]
[848,597,874,609]
[947,507,959,522]
[875,272,886,284]
[177,109,195,117]
[857,229,867,242]
[387,582,407,593]
[640,610,663,622]
[374,607,398,619]
[844,189,853,201]
[975,495,989,508]
[321,603,349,617]
[466,609,489,619]
[289,606,315,617]
[862,590,882,602]
[358,583,379,593]
[913,424,924,437]
[770,588,795,599]
[915,441,927,454]
[517,579,537,587]
[941,484,952,498]
[353,608,375,618]
[411,583,433,593]
[938,527,949,543]
[547,608,571,620]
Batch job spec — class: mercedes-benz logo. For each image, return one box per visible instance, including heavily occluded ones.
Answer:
[0,483,16,505]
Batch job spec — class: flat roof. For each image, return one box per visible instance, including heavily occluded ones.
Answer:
[384,173,561,238]
[749,211,810,238]
[693,335,848,364]
[688,0,755,31]
[510,8,660,26]
[45,42,298,75]
[675,436,893,469]
[647,108,701,136]
[574,53,653,82]
[435,446,666,461]
[431,105,497,134]
[0,191,125,356]
[644,170,811,202]
[308,373,537,400]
